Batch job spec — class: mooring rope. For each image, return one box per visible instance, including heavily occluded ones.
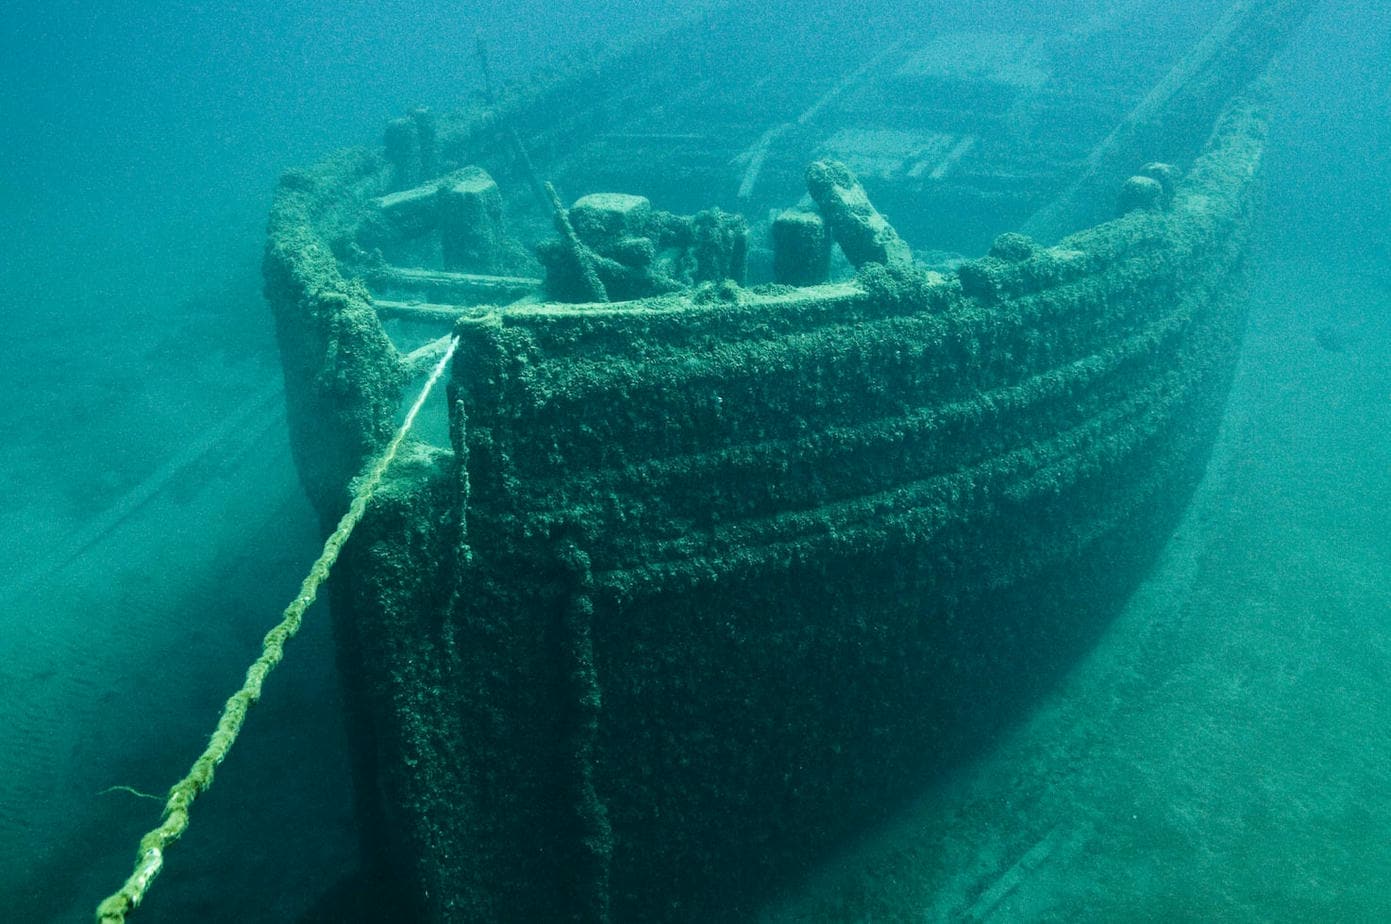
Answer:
[95,336,459,924]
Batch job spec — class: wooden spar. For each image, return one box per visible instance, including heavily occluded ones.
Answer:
[545,182,609,303]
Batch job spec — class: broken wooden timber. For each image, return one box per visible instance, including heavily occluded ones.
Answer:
[805,158,913,269]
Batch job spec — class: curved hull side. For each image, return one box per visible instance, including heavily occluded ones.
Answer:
[334,95,1263,921]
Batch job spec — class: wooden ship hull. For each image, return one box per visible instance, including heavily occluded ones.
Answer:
[263,1,1310,919]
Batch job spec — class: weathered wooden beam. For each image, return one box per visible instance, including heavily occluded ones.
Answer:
[365,265,540,302]
[367,183,442,240]
[374,299,471,324]
[806,159,912,269]
[544,181,609,303]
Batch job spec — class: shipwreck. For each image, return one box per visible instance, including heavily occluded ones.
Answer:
[254,1,1312,919]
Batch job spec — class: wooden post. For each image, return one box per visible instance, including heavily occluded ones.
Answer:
[772,208,831,286]
[440,167,507,273]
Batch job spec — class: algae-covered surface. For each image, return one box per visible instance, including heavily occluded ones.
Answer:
[762,225,1391,923]
[1,2,1388,922]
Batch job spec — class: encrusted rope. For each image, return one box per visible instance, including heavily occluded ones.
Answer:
[95,337,459,924]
